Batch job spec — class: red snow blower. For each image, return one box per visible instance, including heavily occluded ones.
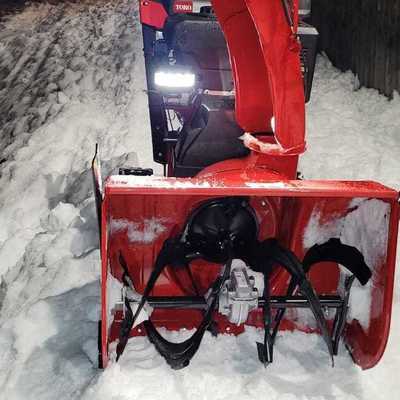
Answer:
[93,0,399,370]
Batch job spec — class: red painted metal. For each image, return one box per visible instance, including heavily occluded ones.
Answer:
[172,0,193,13]
[346,199,399,369]
[139,0,168,30]
[105,174,398,199]
[100,175,399,369]
[198,151,300,180]
[211,0,306,155]
[100,195,109,368]
[211,0,274,133]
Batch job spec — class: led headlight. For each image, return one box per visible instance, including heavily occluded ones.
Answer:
[154,70,196,89]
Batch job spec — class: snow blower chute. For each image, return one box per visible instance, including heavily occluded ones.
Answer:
[93,0,399,370]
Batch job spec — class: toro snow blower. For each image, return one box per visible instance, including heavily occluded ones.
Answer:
[92,0,399,370]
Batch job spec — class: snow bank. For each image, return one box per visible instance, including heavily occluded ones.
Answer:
[300,57,400,191]
[0,1,155,398]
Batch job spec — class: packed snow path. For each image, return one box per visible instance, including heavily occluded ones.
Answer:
[0,1,398,399]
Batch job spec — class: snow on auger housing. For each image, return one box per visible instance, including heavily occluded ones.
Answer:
[92,0,399,370]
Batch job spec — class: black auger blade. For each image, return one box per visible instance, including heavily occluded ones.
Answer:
[303,238,371,285]
[270,238,372,362]
[257,269,274,366]
[251,239,334,365]
[116,297,134,362]
[116,239,185,361]
[145,259,232,369]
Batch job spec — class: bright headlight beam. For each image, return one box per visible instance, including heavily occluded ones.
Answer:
[154,71,195,88]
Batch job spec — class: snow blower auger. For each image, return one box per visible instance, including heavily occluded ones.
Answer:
[92,0,399,370]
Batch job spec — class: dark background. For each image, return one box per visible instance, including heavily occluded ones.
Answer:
[312,0,399,97]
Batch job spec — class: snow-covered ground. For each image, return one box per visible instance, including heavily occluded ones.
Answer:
[0,1,398,399]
